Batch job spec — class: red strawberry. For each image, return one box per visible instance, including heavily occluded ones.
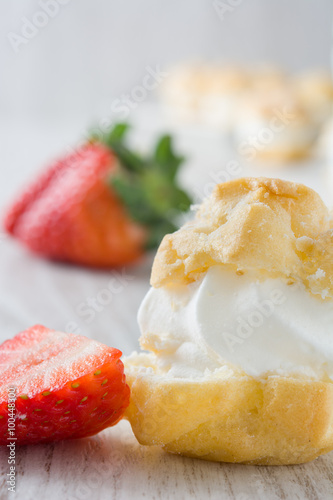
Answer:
[0,325,130,445]
[4,144,146,267]
[3,124,191,268]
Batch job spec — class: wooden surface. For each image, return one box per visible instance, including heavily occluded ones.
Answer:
[0,111,332,499]
[0,419,332,500]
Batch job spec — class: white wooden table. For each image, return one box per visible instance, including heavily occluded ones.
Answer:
[0,418,332,500]
[0,108,332,499]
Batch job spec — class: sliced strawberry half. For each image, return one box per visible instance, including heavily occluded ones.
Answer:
[0,325,130,445]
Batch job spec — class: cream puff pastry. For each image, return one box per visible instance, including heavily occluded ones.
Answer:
[292,71,333,127]
[161,64,248,130]
[234,90,319,162]
[125,178,333,465]
[161,64,332,163]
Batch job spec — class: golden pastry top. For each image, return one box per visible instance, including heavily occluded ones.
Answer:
[293,71,333,103]
[151,178,333,299]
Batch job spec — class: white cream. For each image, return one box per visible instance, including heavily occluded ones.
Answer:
[138,266,333,380]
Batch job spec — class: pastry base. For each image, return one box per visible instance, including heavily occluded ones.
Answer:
[124,353,333,465]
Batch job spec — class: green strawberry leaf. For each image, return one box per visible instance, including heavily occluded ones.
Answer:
[153,135,185,180]
[90,123,192,249]
[108,142,145,173]
[105,123,129,142]
[145,220,178,250]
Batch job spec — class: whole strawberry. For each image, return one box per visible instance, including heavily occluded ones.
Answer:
[0,325,130,445]
[4,124,191,267]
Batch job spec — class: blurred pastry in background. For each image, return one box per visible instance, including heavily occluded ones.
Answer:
[161,64,248,130]
[292,70,333,127]
[160,62,333,164]
[247,65,286,93]
[320,117,333,191]
[234,89,319,163]
[160,64,208,123]
[198,66,248,130]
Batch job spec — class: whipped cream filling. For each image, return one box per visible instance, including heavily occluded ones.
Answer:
[138,266,333,380]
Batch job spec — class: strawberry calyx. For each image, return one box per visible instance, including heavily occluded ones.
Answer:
[89,124,192,249]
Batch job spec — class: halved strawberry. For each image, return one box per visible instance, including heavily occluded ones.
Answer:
[4,124,191,267]
[0,325,130,445]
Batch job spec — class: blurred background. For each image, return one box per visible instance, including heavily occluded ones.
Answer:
[1,0,333,349]
[2,0,333,197]
[2,0,333,122]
